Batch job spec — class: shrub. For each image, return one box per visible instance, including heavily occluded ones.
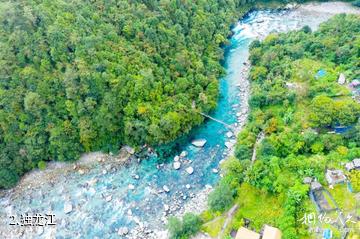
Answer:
[167,213,202,239]
[349,170,360,192]
[38,161,47,170]
[168,217,183,239]
[0,169,19,189]
[182,213,202,236]
[208,182,234,212]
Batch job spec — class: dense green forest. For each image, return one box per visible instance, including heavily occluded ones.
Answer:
[0,0,277,189]
[194,14,360,239]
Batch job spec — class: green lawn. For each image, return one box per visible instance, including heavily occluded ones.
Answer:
[201,215,226,238]
[200,183,284,238]
[328,184,356,212]
[229,183,284,231]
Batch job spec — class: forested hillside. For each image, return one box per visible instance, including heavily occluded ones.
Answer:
[200,14,360,239]
[0,0,272,188]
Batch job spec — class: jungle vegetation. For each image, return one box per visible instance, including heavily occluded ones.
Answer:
[204,14,360,239]
[0,0,280,189]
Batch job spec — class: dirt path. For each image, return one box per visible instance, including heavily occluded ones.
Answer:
[218,204,239,239]
[251,132,265,163]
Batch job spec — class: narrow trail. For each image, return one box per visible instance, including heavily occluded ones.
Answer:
[218,203,239,239]
[251,131,265,163]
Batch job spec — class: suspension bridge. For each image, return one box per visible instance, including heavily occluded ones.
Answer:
[198,112,235,132]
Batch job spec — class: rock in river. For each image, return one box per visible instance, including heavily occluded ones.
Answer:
[226,132,233,138]
[118,227,129,236]
[127,209,133,216]
[191,139,207,147]
[225,141,234,149]
[180,151,188,158]
[64,202,73,214]
[173,161,181,170]
[163,185,170,193]
[128,184,135,190]
[124,145,135,155]
[174,155,180,162]
[186,167,194,175]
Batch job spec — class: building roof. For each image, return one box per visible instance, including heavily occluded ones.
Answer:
[353,158,360,168]
[235,227,260,239]
[345,162,355,171]
[326,169,346,184]
[262,225,282,239]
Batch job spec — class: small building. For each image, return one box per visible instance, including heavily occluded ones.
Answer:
[344,158,360,171]
[345,161,355,171]
[325,169,346,185]
[262,225,282,239]
[235,227,260,239]
[353,158,360,169]
[311,181,323,191]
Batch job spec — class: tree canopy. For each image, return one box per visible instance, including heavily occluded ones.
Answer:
[0,0,263,188]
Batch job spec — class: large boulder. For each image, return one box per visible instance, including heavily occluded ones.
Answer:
[191,139,207,147]
[226,132,233,138]
[63,202,73,214]
[118,227,129,236]
[124,145,135,155]
[173,162,181,170]
[128,184,135,190]
[225,142,233,149]
[163,185,170,193]
[186,167,194,175]
[180,151,188,158]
